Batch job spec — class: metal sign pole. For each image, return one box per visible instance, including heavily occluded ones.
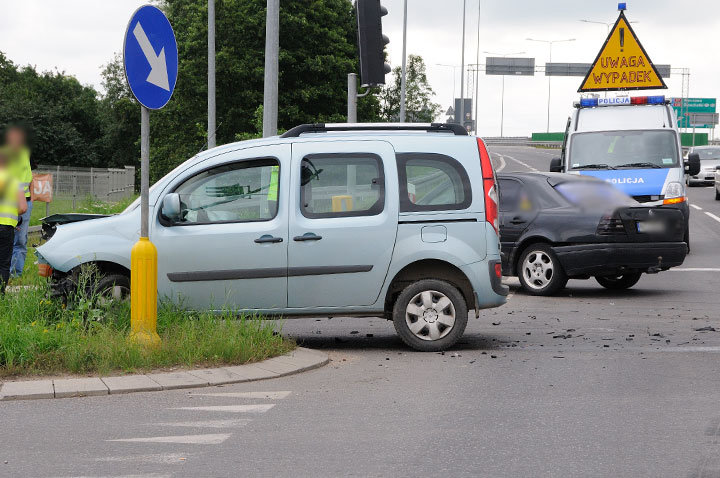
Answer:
[263,0,279,137]
[140,107,149,238]
[208,0,216,148]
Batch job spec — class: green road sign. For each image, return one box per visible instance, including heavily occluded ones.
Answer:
[671,97,716,128]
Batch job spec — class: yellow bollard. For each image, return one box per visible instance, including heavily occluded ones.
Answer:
[331,195,353,212]
[129,237,161,347]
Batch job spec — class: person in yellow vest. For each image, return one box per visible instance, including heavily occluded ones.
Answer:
[0,148,28,291]
[5,126,32,278]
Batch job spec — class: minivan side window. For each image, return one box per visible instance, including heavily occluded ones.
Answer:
[300,154,385,218]
[169,158,279,225]
[397,153,472,212]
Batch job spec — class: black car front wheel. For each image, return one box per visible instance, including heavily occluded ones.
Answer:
[517,244,568,296]
[595,272,642,290]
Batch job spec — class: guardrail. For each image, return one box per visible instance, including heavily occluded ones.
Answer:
[483,137,562,148]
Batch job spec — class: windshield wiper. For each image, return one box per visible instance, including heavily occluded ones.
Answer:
[615,162,663,169]
[571,163,615,170]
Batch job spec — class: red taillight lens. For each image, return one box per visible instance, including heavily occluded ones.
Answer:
[494,262,502,278]
[477,138,499,233]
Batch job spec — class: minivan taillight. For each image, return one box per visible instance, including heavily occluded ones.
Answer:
[477,138,499,233]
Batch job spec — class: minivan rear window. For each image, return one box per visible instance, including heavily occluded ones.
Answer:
[397,153,472,212]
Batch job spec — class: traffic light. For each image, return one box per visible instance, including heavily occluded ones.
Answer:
[356,0,391,87]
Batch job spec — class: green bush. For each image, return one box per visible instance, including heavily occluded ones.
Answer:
[0,281,293,377]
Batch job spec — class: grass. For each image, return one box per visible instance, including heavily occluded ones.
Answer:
[0,277,294,378]
[30,195,137,227]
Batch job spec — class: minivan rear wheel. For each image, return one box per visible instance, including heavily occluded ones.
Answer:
[392,279,468,352]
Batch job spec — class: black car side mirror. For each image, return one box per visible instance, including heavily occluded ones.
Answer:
[550,157,562,172]
[686,153,701,177]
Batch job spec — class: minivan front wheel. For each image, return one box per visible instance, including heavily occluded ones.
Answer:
[392,279,468,352]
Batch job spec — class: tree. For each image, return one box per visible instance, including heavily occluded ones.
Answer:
[379,55,441,123]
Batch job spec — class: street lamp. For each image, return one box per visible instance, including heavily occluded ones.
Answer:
[484,51,525,137]
[527,37,575,133]
[579,18,638,34]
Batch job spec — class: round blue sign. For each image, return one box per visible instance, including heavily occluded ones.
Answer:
[123,5,178,110]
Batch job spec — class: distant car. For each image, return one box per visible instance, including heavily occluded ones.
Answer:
[498,172,688,296]
[686,146,720,186]
[715,166,720,200]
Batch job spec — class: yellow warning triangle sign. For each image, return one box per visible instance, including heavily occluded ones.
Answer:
[579,11,666,92]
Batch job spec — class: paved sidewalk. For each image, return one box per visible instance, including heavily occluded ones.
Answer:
[0,347,327,401]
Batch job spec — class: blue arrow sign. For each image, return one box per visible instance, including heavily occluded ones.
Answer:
[123,5,178,110]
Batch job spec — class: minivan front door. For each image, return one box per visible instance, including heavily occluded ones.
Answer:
[154,144,289,311]
[287,141,399,309]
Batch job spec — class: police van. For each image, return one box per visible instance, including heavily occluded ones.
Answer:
[551,95,701,247]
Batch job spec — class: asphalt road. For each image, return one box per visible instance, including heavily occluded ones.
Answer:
[3,146,720,478]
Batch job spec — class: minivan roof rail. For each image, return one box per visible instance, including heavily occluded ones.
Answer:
[280,122,469,138]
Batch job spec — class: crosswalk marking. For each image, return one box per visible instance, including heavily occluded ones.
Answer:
[189,391,291,399]
[690,204,703,211]
[108,434,231,445]
[170,404,275,413]
[154,418,251,428]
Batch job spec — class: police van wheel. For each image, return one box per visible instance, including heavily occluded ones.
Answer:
[392,279,468,352]
[595,272,642,290]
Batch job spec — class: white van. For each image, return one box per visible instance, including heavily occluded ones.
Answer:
[551,95,701,247]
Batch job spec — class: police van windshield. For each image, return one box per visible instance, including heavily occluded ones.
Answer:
[569,130,678,170]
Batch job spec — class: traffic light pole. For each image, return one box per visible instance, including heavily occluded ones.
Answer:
[347,73,370,123]
[399,0,408,122]
[130,106,160,347]
[208,0,216,148]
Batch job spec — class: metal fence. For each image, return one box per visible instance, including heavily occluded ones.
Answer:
[35,165,136,208]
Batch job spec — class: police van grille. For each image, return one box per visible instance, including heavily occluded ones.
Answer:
[632,195,664,203]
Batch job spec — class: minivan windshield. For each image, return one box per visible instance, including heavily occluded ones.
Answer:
[569,130,679,170]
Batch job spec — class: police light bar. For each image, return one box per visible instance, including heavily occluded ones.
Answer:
[578,95,666,108]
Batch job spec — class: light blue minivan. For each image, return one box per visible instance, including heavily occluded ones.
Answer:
[37,123,507,351]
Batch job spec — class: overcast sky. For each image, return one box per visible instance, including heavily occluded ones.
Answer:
[1,0,718,137]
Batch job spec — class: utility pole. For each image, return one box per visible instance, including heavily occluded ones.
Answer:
[207,0,216,148]
[262,0,279,137]
[459,0,467,132]
[473,0,481,134]
[399,0,408,122]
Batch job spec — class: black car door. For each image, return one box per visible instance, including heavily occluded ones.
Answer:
[499,177,537,247]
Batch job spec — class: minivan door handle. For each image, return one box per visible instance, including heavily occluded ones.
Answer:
[254,235,284,244]
[510,217,527,225]
[293,233,323,242]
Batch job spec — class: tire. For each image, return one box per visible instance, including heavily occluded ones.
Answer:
[595,272,642,290]
[392,279,468,352]
[516,243,568,296]
[684,223,690,253]
[715,188,720,200]
[94,273,131,304]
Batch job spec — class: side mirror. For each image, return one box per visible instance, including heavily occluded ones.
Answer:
[161,193,182,221]
[686,153,701,177]
[550,157,563,173]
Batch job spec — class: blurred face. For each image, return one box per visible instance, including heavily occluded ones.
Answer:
[5,128,26,150]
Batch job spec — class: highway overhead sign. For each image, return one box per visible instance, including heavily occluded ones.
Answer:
[579,11,666,92]
[123,5,178,110]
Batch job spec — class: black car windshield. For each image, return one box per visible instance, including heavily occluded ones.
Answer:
[569,130,678,169]
[555,181,636,212]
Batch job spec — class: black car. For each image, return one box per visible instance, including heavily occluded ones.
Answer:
[498,172,688,295]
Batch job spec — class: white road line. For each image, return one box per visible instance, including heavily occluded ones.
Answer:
[670,268,720,272]
[490,153,507,172]
[662,347,720,353]
[108,434,231,445]
[154,419,252,428]
[94,453,187,464]
[690,204,703,211]
[705,211,720,223]
[502,154,539,172]
[171,404,275,413]
[189,391,291,399]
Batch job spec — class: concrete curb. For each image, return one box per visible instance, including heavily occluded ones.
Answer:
[0,347,328,401]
